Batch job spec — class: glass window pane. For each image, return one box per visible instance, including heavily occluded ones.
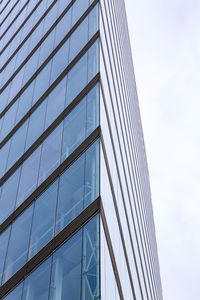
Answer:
[22,257,51,300]
[71,0,89,26]
[65,53,87,106]
[32,62,51,105]
[0,168,21,224]
[0,85,10,114]
[49,40,69,85]
[83,140,99,208]
[54,8,72,47]
[16,146,41,208]
[6,120,29,171]
[58,0,70,16]
[37,29,55,67]
[68,17,88,63]
[0,227,11,284]
[0,139,11,178]
[3,282,23,300]
[42,4,58,36]
[88,40,99,82]
[38,124,63,186]
[15,81,35,124]
[61,96,87,162]
[45,77,67,129]
[0,101,18,141]
[22,50,40,86]
[28,19,45,55]
[2,205,33,283]
[2,215,100,300]
[25,101,47,151]
[8,68,25,101]
[50,229,82,300]
[85,83,99,136]
[57,139,99,234]
[55,155,85,234]
[82,214,100,300]
[28,180,58,259]
[89,4,99,39]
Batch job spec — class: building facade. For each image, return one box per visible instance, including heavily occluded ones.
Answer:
[0,0,162,299]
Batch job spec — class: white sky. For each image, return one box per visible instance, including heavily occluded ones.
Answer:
[124,0,200,299]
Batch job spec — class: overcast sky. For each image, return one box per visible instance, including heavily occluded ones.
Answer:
[124,0,200,299]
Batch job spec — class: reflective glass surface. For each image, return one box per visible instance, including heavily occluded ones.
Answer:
[0,140,99,282]
[0,83,99,225]
[3,214,100,300]
[0,38,99,181]
[0,0,98,115]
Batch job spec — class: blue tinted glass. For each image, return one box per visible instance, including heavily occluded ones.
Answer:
[42,3,58,35]
[0,101,18,142]
[82,214,100,299]
[2,55,16,87]
[32,62,51,105]
[25,101,47,151]
[6,120,29,171]
[15,82,35,124]
[58,0,70,16]
[71,0,89,26]
[3,215,100,299]
[16,37,29,68]
[88,40,99,82]
[22,257,51,300]
[8,68,24,101]
[56,139,99,234]
[0,116,2,132]
[2,205,33,283]
[68,17,88,63]
[49,40,69,85]
[61,97,87,162]
[50,229,82,300]
[66,53,87,106]
[89,4,99,39]
[83,141,99,208]
[22,50,40,86]
[0,168,21,224]
[3,282,23,300]
[0,85,10,114]
[86,83,99,136]
[28,180,58,259]
[54,8,72,47]
[28,19,45,54]
[0,227,11,284]
[61,84,99,163]
[38,29,55,67]
[56,155,85,234]
[16,146,41,208]
[45,77,67,129]
[38,124,63,185]
[0,139,11,178]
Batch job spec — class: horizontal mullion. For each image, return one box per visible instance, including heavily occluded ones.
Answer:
[0,126,100,234]
[0,0,29,40]
[1,0,54,65]
[0,0,20,27]
[0,197,100,298]
[0,1,99,115]
[0,74,100,185]
[0,32,99,148]
[1,0,98,74]
[0,0,11,14]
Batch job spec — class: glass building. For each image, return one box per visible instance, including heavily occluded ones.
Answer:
[0,0,162,299]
